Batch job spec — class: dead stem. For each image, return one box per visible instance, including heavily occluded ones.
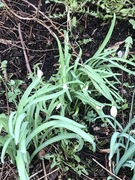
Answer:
[18,23,32,73]
[41,160,48,180]
[38,168,59,180]
[92,158,122,180]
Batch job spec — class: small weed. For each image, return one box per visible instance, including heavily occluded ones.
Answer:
[7,79,24,103]
[129,19,135,29]
[84,110,97,124]
[46,0,135,19]
[0,60,24,106]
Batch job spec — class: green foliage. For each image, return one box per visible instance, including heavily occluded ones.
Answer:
[109,88,135,179]
[97,0,135,19]
[0,68,95,179]
[46,0,90,12]
[84,110,97,124]
[0,12,135,179]
[52,18,135,178]
[46,0,135,19]
[129,19,135,29]
[0,60,24,106]
[45,146,89,176]
[53,14,135,119]
[0,2,4,8]
[7,80,24,103]
[0,60,7,79]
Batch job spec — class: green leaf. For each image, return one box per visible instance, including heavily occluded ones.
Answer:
[14,113,27,145]
[16,151,29,180]
[9,112,16,138]
[129,19,135,29]
[30,133,84,160]
[1,137,13,163]
[93,13,116,57]
[0,114,8,132]
[109,132,120,160]
[115,143,135,175]
[26,119,95,151]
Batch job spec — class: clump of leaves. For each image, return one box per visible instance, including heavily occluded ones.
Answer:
[0,68,96,179]
[53,14,135,119]
[97,0,135,19]
[46,0,90,12]
[46,0,135,19]
[0,13,135,179]
[109,88,135,179]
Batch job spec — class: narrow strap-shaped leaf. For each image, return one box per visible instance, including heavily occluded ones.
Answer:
[30,133,84,160]
[1,137,13,163]
[93,13,116,58]
[115,143,135,175]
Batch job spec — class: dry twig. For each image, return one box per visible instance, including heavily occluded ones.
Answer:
[18,23,32,73]
[37,168,59,180]
[92,158,122,180]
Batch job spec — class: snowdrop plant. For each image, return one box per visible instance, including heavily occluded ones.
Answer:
[109,88,135,179]
[0,68,96,180]
[53,14,135,121]
[0,13,135,180]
